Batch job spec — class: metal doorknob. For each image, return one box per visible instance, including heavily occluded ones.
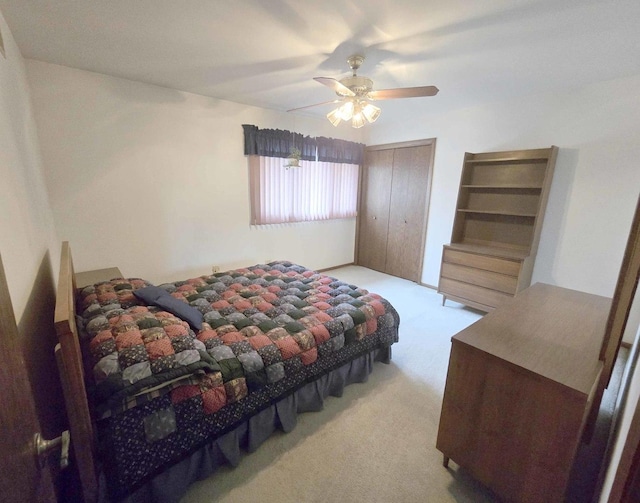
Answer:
[35,430,70,469]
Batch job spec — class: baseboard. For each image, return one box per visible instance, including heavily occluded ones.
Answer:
[319,265,439,291]
[317,263,355,273]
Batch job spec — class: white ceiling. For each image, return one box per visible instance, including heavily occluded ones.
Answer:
[1,0,639,117]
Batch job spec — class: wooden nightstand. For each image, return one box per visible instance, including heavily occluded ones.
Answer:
[75,267,123,288]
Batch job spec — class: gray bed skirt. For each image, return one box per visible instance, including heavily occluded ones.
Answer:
[114,344,392,503]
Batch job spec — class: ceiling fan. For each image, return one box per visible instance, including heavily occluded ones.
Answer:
[288,55,439,128]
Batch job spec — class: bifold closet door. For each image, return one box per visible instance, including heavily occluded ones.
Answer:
[385,144,432,282]
[357,149,394,272]
[357,141,433,283]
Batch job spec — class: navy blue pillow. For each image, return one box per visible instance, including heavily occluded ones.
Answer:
[134,286,203,331]
[133,286,169,303]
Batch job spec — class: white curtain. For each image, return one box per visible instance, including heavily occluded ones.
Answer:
[249,155,359,225]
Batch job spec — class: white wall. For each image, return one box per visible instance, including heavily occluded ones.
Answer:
[0,13,58,320]
[24,59,640,334]
[0,8,69,466]
[367,75,640,326]
[26,61,364,285]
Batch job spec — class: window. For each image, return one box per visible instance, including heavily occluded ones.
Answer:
[248,156,359,225]
[243,125,363,226]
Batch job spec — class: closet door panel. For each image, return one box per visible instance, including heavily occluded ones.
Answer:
[385,145,433,282]
[357,149,394,272]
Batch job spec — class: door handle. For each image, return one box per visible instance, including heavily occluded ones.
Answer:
[34,430,70,469]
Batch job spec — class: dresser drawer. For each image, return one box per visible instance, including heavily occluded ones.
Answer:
[443,248,521,276]
[439,278,513,310]
[440,262,518,295]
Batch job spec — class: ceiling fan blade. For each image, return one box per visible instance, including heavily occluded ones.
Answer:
[287,99,341,113]
[313,77,355,97]
[368,86,439,100]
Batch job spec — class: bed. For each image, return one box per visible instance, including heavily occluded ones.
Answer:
[54,242,400,502]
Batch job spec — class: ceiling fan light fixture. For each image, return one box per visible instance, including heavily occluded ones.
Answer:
[338,100,354,121]
[326,98,381,128]
[351,112,366,128]
[326,108,342,127]
[362,102,381,123]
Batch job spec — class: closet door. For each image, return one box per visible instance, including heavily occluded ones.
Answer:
[385,144,433,282]
[357,139,434,283]
[357,149,394,272]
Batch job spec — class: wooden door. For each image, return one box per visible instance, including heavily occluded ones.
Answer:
[0,254,57,502]
[357,149,394,272]
[385,144,433,282]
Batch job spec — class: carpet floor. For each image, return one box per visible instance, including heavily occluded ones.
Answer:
[181,266,624,503]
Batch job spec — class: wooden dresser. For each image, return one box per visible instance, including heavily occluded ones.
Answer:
[438,147,557,311]
[436,283,611,503]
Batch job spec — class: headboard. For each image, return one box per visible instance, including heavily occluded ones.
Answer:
[54,241,98,502]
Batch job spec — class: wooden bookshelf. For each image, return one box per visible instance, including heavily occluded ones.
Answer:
[438,146,558,311]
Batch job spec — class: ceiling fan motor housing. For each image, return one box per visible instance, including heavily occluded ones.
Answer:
[338,76,373,97]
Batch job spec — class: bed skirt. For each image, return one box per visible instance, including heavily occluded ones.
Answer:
[112,344,392,503]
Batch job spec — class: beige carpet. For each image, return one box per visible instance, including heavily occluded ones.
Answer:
[181,266,492,502]
[181,266,623,503]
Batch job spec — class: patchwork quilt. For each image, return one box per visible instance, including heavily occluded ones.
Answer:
[77,261,400,498]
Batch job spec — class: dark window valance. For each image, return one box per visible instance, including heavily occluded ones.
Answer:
[316,136,364,164]
[242,125,316,161]
[243,125,364,164]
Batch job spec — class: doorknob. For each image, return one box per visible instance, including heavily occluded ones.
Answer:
[34,430,70,469]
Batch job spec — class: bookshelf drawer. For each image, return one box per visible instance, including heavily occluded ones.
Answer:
[443,248,521,276]
[438,278,513,310]
[441,262,518,294]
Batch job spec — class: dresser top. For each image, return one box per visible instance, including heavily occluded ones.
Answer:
[453,283,611,395]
